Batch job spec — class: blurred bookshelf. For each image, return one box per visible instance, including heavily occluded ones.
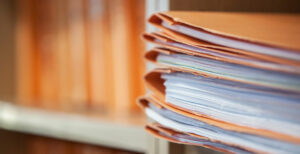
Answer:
[0,101,146,153]
[1,0,148,153]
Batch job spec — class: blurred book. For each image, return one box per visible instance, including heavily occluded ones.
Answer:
[15,0,145,113]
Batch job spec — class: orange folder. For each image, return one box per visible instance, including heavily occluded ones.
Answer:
[145,123,249,154]
[142,32,300,74]
[138,69,300,144]
[148,12,300,64]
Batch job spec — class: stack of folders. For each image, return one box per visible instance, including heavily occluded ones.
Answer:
[138,12,300,153]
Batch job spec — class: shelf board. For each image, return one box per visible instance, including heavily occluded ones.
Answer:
[0,101,147,153]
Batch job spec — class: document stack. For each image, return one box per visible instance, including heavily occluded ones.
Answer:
[138,12,300,153]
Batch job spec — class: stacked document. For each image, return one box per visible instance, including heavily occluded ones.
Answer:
[138,11,300,153]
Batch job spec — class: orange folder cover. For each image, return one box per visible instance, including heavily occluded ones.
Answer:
[148,12,300,64]
[145,123,248,154]
[138,69,300,144]
[143,32,300,73]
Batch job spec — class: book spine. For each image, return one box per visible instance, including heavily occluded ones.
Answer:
[67,0,88,110]
[109,0,131,115]
[35,0,59,109]
[85,0,112,112]
[55,0,71,109]
[16,0,38,106]
[127,0,146,113]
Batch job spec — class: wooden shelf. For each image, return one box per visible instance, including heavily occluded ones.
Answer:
[0,101,147,153]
